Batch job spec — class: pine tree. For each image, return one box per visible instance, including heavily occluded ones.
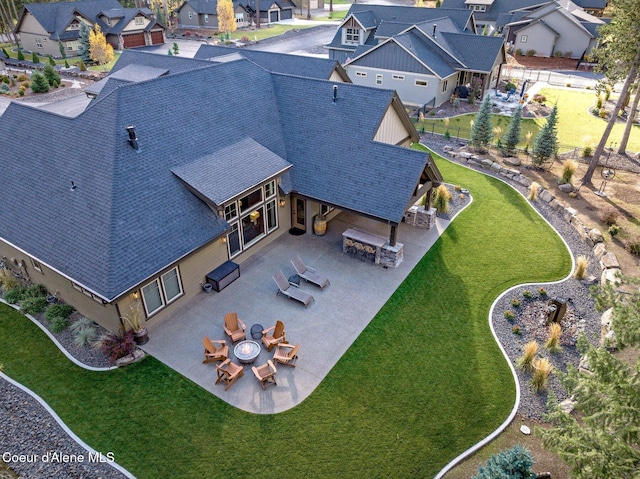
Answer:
[30,71,50,93]
[531,105,558,166]
[43,64,61,87]
[172,42,179,55]
[17,50,24,61]
[471,445,536,479]
[501,106,522,156]
[48,55,55,66]
[58,40,67,60]
[470,95,494,152]
[89,24,114,66]
[77,22,92,63]
[31,51,40,64]
[537,275,640,478]
[167,49,173,55]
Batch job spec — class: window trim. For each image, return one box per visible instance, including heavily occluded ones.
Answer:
[355,71,367,77]
[376,74,383,85]
[140,267,184,317]
[204,14,209,23]
[520,35,528,43]
[135,16,144,25]
[30,258,42,272]
[345,27,360,45]
[392,74,405,81]
[415,79,428,87]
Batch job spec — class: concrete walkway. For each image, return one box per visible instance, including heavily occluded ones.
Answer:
[141,209,458,413]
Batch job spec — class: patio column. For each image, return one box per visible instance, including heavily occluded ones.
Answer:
[389,225,397,247]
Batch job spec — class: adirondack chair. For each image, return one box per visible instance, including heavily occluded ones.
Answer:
[262,320,286,351]
[215,359,244,390]
[273,343,299,367]
[252,360,277,390]
[202,337,228,364]
[223,312,246,343]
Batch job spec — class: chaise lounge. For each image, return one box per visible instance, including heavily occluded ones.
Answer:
[290,254,330,290]
[272,270,314,307]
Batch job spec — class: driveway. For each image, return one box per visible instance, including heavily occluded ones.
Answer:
[141,208,460,413]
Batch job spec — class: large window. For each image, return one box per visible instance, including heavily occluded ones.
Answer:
[224,180,279,258]
[135,16,144,25]
[141,267,183,316]
[345,28,359,44]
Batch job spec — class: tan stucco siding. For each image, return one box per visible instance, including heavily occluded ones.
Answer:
[19,33,59,57]
[374,103,412,146]
[0,241,121,331]
[123,16,152,32]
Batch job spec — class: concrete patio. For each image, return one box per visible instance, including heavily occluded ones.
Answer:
[141,209,459,413]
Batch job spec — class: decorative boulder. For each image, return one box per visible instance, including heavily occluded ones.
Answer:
[503,157,521,166]
[588,228,604,244]
[558,183,573,193]
[593,242,607,259]
[600,307,617,349]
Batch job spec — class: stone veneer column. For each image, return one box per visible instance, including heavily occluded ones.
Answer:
[380,242,403,268]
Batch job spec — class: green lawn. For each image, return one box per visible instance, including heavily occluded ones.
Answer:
[0,153,571,478]
[229,24,315,42]
[416,87,640,153]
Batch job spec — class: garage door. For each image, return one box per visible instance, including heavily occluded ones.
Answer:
[280,8,292,20]
[123,32,146,48]
[151,31,164,45]
[269,10,278,23]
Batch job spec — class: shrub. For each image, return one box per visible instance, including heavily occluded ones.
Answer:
[78,59,87,71]
[608,224,620,237]
[31,51,40,64]
[522,290,532,299]
[511,298,521,307]
[545,322,562,352]
[574,255,589,279]
[566,83,572,88]
[432,184,452,214]
[533,93,546,104]
[64,59,70,69]
[0,268,20,290]
[560,159,578,184]
[626,238,640,256]
[17,50,25,61]
[4,287,27,304]
[564,51,572,58]
[18,89,24,97]
[49,316,70,333]
[94,330,136,365]
[43,64,61,87]
[443,130,451,140]
[599,109,607,118]
[600,210,619,226]
[504,81,516,92]
[538,287,548,297]
[526,49,536,56]
[471,445,535,479]
[517,341,539,371]
[30,71,50,93]
[20,296,48,315]
[70,317,98,347]
[596,94,604,109]
[1,48,8,57]
[45,303,74,322]
[512,325,522,335]
[0,83,9,94]
[454,185,462,192]
[515,49,523,56]
[531,358,553,391]
[582,146,592,157]
[48,55,55,66]
[26,284,48,298]
[504,310,515,321]
[553,50,563,58]
[17,74,28,82]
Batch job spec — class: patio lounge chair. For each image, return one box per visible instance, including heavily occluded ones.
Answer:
[215,359,244,390]
[223,312,246,343]
[202,337,229,364]
[252,360,277,390]
[273,343,299,367]
[262,320,286,351]
[273,270,314,307]
[290,254,330,290]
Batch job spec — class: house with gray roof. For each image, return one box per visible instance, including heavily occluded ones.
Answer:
[175,0,296,29]
[0,52,441,333]
[14,0,166,57]
[328,5,505,108]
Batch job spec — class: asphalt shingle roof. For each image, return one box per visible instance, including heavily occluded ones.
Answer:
[171,138,292,206]
[0,55,435,300]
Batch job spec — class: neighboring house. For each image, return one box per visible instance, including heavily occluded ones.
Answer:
[502,0,605,58]
[194,44,351,82]
[14,0,166,57]
[572,0,608,17]
[175,0,295,29]
[327,5,505,108]
[0,51,441,333]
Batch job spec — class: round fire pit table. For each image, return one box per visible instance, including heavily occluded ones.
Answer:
[234,340,261,364]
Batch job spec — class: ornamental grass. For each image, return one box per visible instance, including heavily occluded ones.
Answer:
[531,358,553,392]
[574,255,590,279]
[545,323,562,352]
[517,341,539,371]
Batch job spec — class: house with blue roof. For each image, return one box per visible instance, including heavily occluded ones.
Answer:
[14,0,166,58]
[175,0,296,29]
[0,52,441,333]
[327,5,505,108]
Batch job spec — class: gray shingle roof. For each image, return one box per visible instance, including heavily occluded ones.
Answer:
[441,0,551,22]
[86,64,169,96]
[194,45,348,80]
[439,31,504,72]
[0,55,435,301]
[171,138,292,205]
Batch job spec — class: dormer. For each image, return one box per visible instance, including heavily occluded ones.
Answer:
[464,0,495,13]
[341,15,370,46]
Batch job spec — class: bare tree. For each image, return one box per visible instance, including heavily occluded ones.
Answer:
[618,76,639,154]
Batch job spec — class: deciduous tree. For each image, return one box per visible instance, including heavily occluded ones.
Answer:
[217,0,236,36]
[89,24,114,66]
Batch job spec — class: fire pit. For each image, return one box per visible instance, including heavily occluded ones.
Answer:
[234,340,261,364]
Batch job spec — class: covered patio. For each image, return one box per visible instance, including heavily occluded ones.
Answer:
[141,209,458,413]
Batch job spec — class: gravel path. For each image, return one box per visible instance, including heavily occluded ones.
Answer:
[423,133,602,420]
[1,133,601,476]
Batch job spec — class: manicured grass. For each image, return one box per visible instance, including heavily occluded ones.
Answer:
[313,10,348,20]
[87,53,120,72]
[415,87,640,152]
[229,24,315,42]
[0,153,571,478]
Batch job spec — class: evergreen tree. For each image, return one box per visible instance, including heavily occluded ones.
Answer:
[501,106,522,156]
[531,105,558,166]
[537,275,640,478]
[64,59,70,69]
[172,42,179,55]
[78,59,87,71]
[48,55,55,66]
[471,445,536,479]
[43,64,61,87]
[77,22,91,63]
[470,95,494,152]
[58,40,67,60]
[31,51,40,64]
[2,48,9,58]
[30,71,50,93]
[17,49,24,61]
[167,49,173,55]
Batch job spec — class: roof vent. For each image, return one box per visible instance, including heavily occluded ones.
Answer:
[333,85,338,103]
[433,24,437,38]
[70,181,77,191]
[126,125,141,153]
